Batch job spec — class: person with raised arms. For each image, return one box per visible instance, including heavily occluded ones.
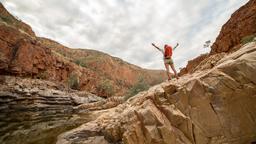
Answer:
[152,42,179,80]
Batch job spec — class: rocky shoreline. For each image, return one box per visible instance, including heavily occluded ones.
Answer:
[0,76,105,144]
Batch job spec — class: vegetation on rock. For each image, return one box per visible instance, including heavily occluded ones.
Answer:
[241,34,256,44]
[36,70,48,79]
[96,79,115,97]
[125,76,150,100]
[68,73,79,90]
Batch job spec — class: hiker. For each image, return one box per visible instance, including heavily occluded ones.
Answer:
[152,43,179,80]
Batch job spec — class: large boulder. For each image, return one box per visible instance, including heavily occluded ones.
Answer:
[56,42,256,144]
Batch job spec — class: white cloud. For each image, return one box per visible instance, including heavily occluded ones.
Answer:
[1,0,249,70]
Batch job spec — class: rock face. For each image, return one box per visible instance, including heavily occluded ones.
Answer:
[0,22,81,81]
[57,43,256,144]
[0,3,166,97]
[0,76,104,144]
[179,53,227,76]
[179,54,209,76]
[180,0,256,76]
[37,37,166,97]
[210,0,256,54]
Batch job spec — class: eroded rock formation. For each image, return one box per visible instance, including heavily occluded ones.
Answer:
[57,43,256,144]
[0,76,105,143]
[180,0,256,76]
[178,54,209,76]
[210,0,256,54]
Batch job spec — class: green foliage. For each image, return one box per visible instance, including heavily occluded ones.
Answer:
[37,71,48,79]
[97,79,114,97]
[57,50,67,57]
[74,59,87,67]
[241,34,256,45]
[117,79,126,87]
[74,55,101,68]
[84,55,102,64]
[68,73,79,90]
[0,16,13,23]
[125,76,150,101]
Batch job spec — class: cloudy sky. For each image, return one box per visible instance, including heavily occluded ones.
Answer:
[1,0,249,70]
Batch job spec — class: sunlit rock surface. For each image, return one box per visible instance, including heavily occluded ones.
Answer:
[57,43,256,144]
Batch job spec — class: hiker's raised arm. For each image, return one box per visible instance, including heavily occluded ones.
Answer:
[173,43,179,50]
[152,43,161,50]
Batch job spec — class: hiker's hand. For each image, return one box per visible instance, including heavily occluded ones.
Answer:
[173,43,179,50]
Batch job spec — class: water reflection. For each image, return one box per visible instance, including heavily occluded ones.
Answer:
[0,112,92,144]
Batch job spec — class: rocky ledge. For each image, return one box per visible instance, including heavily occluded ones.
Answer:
[0,76,104,144]
[57,42,256,144]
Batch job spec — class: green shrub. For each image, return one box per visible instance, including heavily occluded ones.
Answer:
[117,79,126,86]
[0,16,13,23]
[68,73,79,90]
[97,79,114,97]
[37,71,48,79]
[84,55,101,65]
[241,34,256,45]
[125,77,149,100]
[74,59,87,67]
[74,56,99,68]
[57,51,67,57]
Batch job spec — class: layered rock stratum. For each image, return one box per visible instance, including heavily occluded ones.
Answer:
[0,76,103,143]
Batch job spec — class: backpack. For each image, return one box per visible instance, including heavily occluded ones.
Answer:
[164,45,173,58]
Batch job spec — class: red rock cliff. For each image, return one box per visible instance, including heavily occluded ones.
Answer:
[0,3,166,97]
[179,0,256,76]
[210,0,256,54]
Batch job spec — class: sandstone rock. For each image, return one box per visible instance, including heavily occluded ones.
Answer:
[179,54,209,76]
[57,43,256,144]
[71,91,104,104]
[180,0,256,76]
[210,0,256,54]
[75,96,124,111]
[0,76,104,144]
[1,1,256,144]
[179,53,227,76]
